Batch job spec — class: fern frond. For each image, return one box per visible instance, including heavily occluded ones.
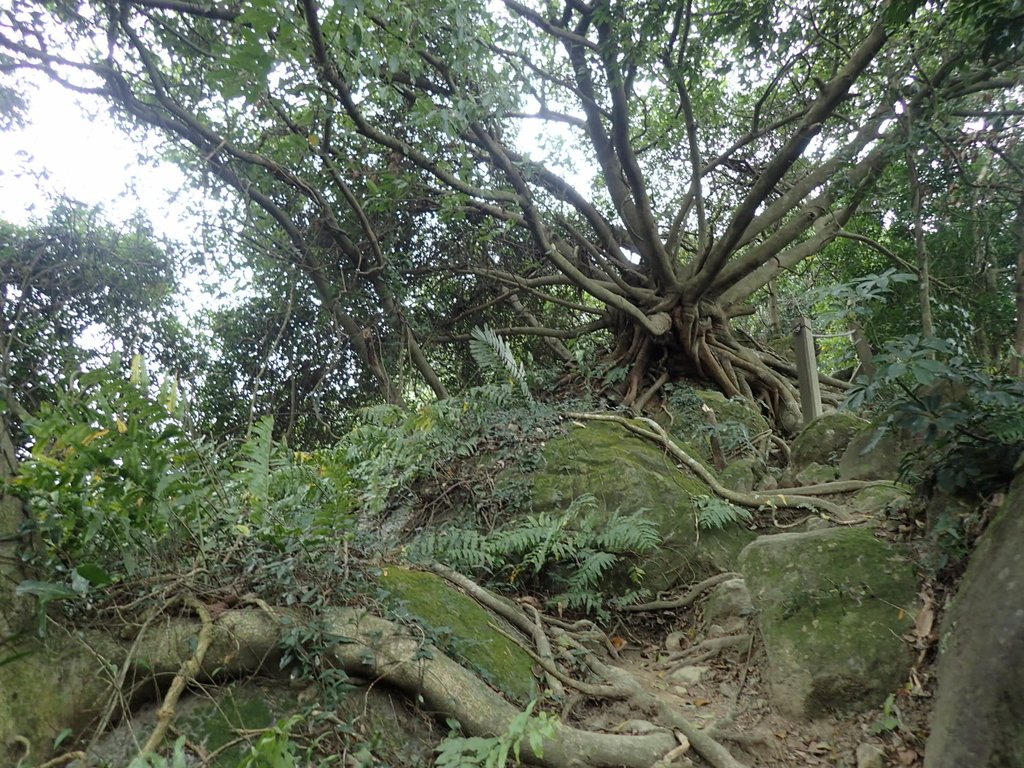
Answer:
[235,416,277,514]
[694,496,753,530]
[470,325,531,400]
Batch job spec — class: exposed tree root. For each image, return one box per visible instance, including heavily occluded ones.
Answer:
[659,635,753,670]
[566,412,855,521]
[138,595,213,757]
[27,599,758,768]
[623,572,740,613]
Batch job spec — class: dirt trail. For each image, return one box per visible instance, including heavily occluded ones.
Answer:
[567,608,932,768]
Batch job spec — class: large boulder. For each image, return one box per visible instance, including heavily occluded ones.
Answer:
[790,412,869,474]
[377,566,538,702]
[924,472,1024,768]
[838,426,906,481]
[739,527,917,718]
[530,420,756,591]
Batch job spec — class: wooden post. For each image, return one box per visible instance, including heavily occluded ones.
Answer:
[793,316,822,426]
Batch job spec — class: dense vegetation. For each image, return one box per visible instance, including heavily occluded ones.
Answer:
[1,0,1024,765]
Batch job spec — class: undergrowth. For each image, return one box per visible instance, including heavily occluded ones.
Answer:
[410,494,661,618]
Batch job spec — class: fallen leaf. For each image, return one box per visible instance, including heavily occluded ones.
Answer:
[916,594,935,639]
[897,747,920,765]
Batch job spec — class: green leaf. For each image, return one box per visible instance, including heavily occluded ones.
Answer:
[75,563,113,587]
[15,580,79,601]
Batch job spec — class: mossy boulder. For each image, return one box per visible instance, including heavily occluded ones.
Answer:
[0,634,113,763]
[531,421,755,590]
[790,412,869,473]
[77,681,438,767]
[838,426,908,481]
[794,461,839,486]
[377,566,537,702]
[719,457,763,493]
[924,471,1024,768]
[739,527,917,718]
[851,484,910,517]
[661,390,770,466]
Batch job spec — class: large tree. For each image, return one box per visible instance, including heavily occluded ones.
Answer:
[2,0,1020,425]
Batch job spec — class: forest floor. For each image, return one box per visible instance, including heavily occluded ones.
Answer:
[566,584,937,768]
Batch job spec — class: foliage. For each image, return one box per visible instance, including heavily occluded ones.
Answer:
[237,716,304,768]
[470,326,531,400]
[413,494,661,617]
[329,384,563,524]
[809,269,918,329]
[126,737,190,768]
[4,0,1019,415]
[13,359,355,585]
[435,699,557,768]
[693,496,753,531]
[847,336,1024,495]
[868,693,906,736]
[0,201,193,446]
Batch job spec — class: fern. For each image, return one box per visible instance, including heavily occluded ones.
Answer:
[431,495,662,618]
[693,495,753,530]
[470,325,531,400]
[410,528,497,572]
[234,416,278,519]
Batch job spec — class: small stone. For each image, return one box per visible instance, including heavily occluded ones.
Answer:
[855,741,885,768]
[615,719,662,734]
[669,666,708,685]
[703,578,753,627]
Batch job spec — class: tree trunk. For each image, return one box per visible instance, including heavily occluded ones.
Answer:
[607,299,803,431]
[0,409,30,640]
[907,144,934,339]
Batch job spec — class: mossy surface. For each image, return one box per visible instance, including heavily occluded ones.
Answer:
[790,412,868,472]
[0,635,112,763]
[740,527,916,718]
[176,685,281,766]
[377,566,537,702]
[925,472,1024,768]
[657,390,770,466]
[851,485,910,516]
[531,421,755,589]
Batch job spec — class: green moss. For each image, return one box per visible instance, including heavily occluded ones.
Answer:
[740,528,917,718]
[791,412,869,472]
[176,686,280,766]
[852,485,910,516]
[658,389,771,466]
[531,421,755,589]
[0,635,111,761]
[377,567,537,703]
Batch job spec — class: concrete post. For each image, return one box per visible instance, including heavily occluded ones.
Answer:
[793,316,822,426]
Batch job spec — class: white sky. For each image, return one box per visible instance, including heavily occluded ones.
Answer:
[0,76,192,237]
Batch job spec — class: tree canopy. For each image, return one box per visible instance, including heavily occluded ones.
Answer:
[1,0,1022,427]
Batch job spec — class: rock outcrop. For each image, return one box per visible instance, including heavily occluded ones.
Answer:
[739,527,917,718]
[924,470,1024,768]
[529,419,755,591]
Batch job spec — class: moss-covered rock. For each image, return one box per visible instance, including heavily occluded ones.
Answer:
[718,457,763,493]
[377,566,537,702]
[790,412,869,473]
[794,461,839,486]
[77,681,438,767]
[739,527,917,719]
[924,471,1024,768]
[851,485,910,517]
[660,390,771,467]
[531,421,755,590]
[838,426,910,481]
[0,634,112,763]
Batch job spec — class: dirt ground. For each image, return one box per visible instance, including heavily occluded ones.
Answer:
[566,597,936,768]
